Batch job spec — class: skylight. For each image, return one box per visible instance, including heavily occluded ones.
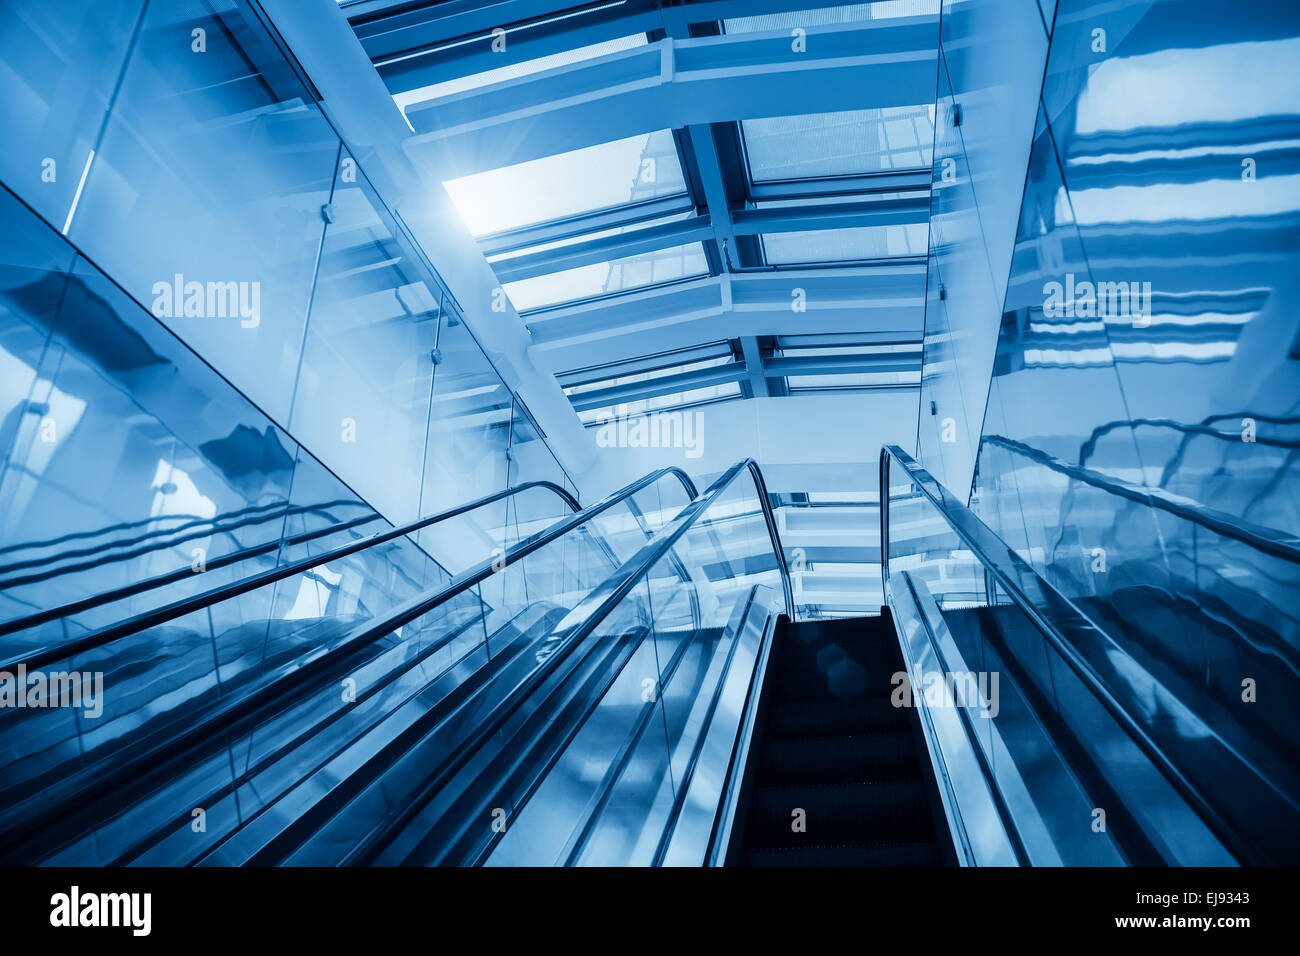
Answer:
[724,1,939,33]
[442,130,687,237]
[742,107,934,182]
[502,242,708,312]
[578,382,742,425]
[393,35,646,112]
[762,223,927,264]
[787,370,921,390]
[778,343,921,358]
[486,211,695,263]
[564,355,733,396]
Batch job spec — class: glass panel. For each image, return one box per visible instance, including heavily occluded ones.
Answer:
[742,107,935,182]
[503,242,708,313]
[884,454,1243,864]
[0,0,144,231]
[443,130,687,237]
[484,467,788,865]
[762,223,928,264]
[11,467,693,864]
[291,151,439,525]
[954,0,1300,864]
[394,35,647,112]
[64,0,340,425]
[725,1,939,32]
[0,186,369,649]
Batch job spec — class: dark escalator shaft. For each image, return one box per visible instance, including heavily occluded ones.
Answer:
[730,612,953,866]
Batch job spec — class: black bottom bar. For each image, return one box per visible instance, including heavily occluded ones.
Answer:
[1,867,1280,944]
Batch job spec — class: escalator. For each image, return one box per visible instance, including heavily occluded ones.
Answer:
[5,444,1298,867]
[0,466,704,864]
[724,613,953,866]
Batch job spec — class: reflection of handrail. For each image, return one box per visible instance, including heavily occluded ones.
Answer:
[0,498,368,581]
[0,508,379,631]
[0,498,336,559]
[0,467,700,854]
[0,480,579,667]
[983,434,1300,565]
[880,444,1298,865]
[1077,412,1300,477]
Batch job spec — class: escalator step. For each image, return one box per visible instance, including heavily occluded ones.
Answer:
[763,697,909,738]
[742,781,934,848]
[756,733,919,785]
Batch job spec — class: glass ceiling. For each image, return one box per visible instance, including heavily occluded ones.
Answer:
[394,35,646,112]
[762,223,928,264]
[565,354,733,396]
[442,129,687,237]
[724,0,940,32]
[486,210,695,263]
[503,242,708,312]
[742,106,935,181]
[577,382,742,425]
[401,1,939,416]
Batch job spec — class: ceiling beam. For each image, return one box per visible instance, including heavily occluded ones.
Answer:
[491,195,928,283]
[402,19,939,176]
[739,336,771,397]
[568,362,747,410]
[524,267,927,372]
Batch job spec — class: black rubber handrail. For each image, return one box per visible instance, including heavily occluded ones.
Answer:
[880,444,1298,865]
[0,479,579,668]
[0,467,698,853]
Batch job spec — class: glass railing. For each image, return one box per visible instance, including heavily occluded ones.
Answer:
[975,433,1300,807]
[371,459,793,867]
[0,466,699,865]
[880,444,1300,865]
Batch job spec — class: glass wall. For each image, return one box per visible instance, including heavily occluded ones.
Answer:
[915,0,1051,496]
[0,182,371,647]
[0,0,578,610]
[944,0,1300,862]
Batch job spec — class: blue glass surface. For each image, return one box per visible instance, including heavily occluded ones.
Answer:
[949,0,1300,863]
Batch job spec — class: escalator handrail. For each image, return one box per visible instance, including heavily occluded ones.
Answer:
[0,479,580,670]
[879,443,1282,865]
[983,433,1300,565]
[0,467,699,846]
[743,460,796,617]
